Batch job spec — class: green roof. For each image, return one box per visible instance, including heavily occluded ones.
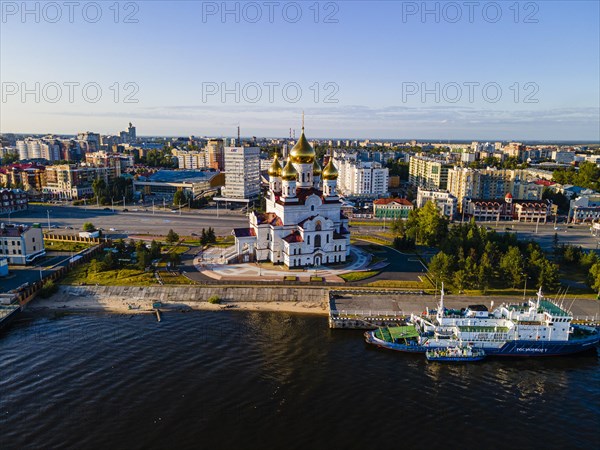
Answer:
[539,300,570,317]
[375,325,419,342]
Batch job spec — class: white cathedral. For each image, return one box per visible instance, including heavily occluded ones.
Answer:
[233,127,350,268]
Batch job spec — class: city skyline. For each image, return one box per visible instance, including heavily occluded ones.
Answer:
[1,1,599,140]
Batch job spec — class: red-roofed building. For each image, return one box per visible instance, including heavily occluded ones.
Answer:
[373,198,414,219]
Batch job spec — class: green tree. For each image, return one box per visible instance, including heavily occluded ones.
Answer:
[406,201,448,247]
[499,246,524,288]
[589,263,600,298]
[82,222,96,232]
[173,190,185,207]
[200,228,208,246]
[166,229,179,244]
[538,260,560,292]
[428,252,454,285]
[150,240,162,259]
[453,270,468,293]
[390,217,406,236]
[207,227,216,244]
[169,252,181,267]
[137,249,150,270]
[477,252,494,292]
[89,259,100,274]
[102,252,116,271]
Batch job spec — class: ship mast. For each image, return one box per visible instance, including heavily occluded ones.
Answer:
[437,282,445,320]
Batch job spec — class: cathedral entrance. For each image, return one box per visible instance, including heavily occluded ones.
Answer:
[314,254,322,266]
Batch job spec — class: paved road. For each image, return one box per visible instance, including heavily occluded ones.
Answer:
[0,252,72,293]
[3,205,249,237]
[332,293,600,318]
[353,241,424,282]
[352,221,600,251]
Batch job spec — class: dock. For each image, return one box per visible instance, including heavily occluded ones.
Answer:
[328,291,600,329]
[0,304,21,330]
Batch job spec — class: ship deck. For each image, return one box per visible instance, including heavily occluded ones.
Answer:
[458,325,510,333]
[375,325,419,342]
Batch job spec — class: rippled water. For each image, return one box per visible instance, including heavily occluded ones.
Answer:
[1,311,598,450]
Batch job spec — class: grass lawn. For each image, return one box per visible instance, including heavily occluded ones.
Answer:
[559,266,590,284]
[349,220,387,227]
[44,240,92,252]
[164,245,190,255]
[61,264,156,286]
[340,270,380,282]
[364,279,427,289]
[159,271,196,285]
[352,235,393,245]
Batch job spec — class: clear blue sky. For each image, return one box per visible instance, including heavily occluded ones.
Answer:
[1,1,599,141]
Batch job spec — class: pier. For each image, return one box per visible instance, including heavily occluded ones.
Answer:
[328,291,600,329]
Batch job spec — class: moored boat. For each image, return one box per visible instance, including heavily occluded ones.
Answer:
[364,286,600,357]
[426,345,486,362]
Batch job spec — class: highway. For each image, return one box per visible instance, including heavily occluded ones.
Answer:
[3,204,249,237]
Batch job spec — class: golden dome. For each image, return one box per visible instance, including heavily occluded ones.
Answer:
[268,154,283,177]
[313,158,322,177]
[290,130,315,164]
[281,156,298,181]
[322,158,338,180]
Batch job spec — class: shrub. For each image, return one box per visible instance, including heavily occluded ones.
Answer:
[207,295,220,304]
[38,280,58,298]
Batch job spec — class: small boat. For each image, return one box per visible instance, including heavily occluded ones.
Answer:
[426,345,486,362]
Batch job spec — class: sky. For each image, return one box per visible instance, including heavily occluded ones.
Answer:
[1,0,599,141]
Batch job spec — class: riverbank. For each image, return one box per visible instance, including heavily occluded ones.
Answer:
[28,286,330,316]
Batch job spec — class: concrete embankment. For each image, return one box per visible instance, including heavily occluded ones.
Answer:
[29,285,330,315]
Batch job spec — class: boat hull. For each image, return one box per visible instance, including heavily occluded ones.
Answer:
[426,355,486,362]
[365,329,600,357]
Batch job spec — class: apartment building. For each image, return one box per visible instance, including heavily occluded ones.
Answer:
[408,155,451,190]
[43,164,119,199]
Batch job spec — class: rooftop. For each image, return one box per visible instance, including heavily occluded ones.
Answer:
[148,169,219,183]
[374,198,413,206]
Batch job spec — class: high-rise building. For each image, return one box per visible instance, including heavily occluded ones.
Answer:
[76,132,101,153]
[448,168,545,212]
[128,122,136,143]
[408,155,451,190]
[222,146,260,200]
[206,139,225,170]
[334,151,389,197]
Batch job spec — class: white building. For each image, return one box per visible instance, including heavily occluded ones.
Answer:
[416,188,458,218]
[16,138,41,160]
[334,151,389,197]
[570,195,600,223]
[0,223,45,265]
[233,127,350,268]
[222,146,260,200]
